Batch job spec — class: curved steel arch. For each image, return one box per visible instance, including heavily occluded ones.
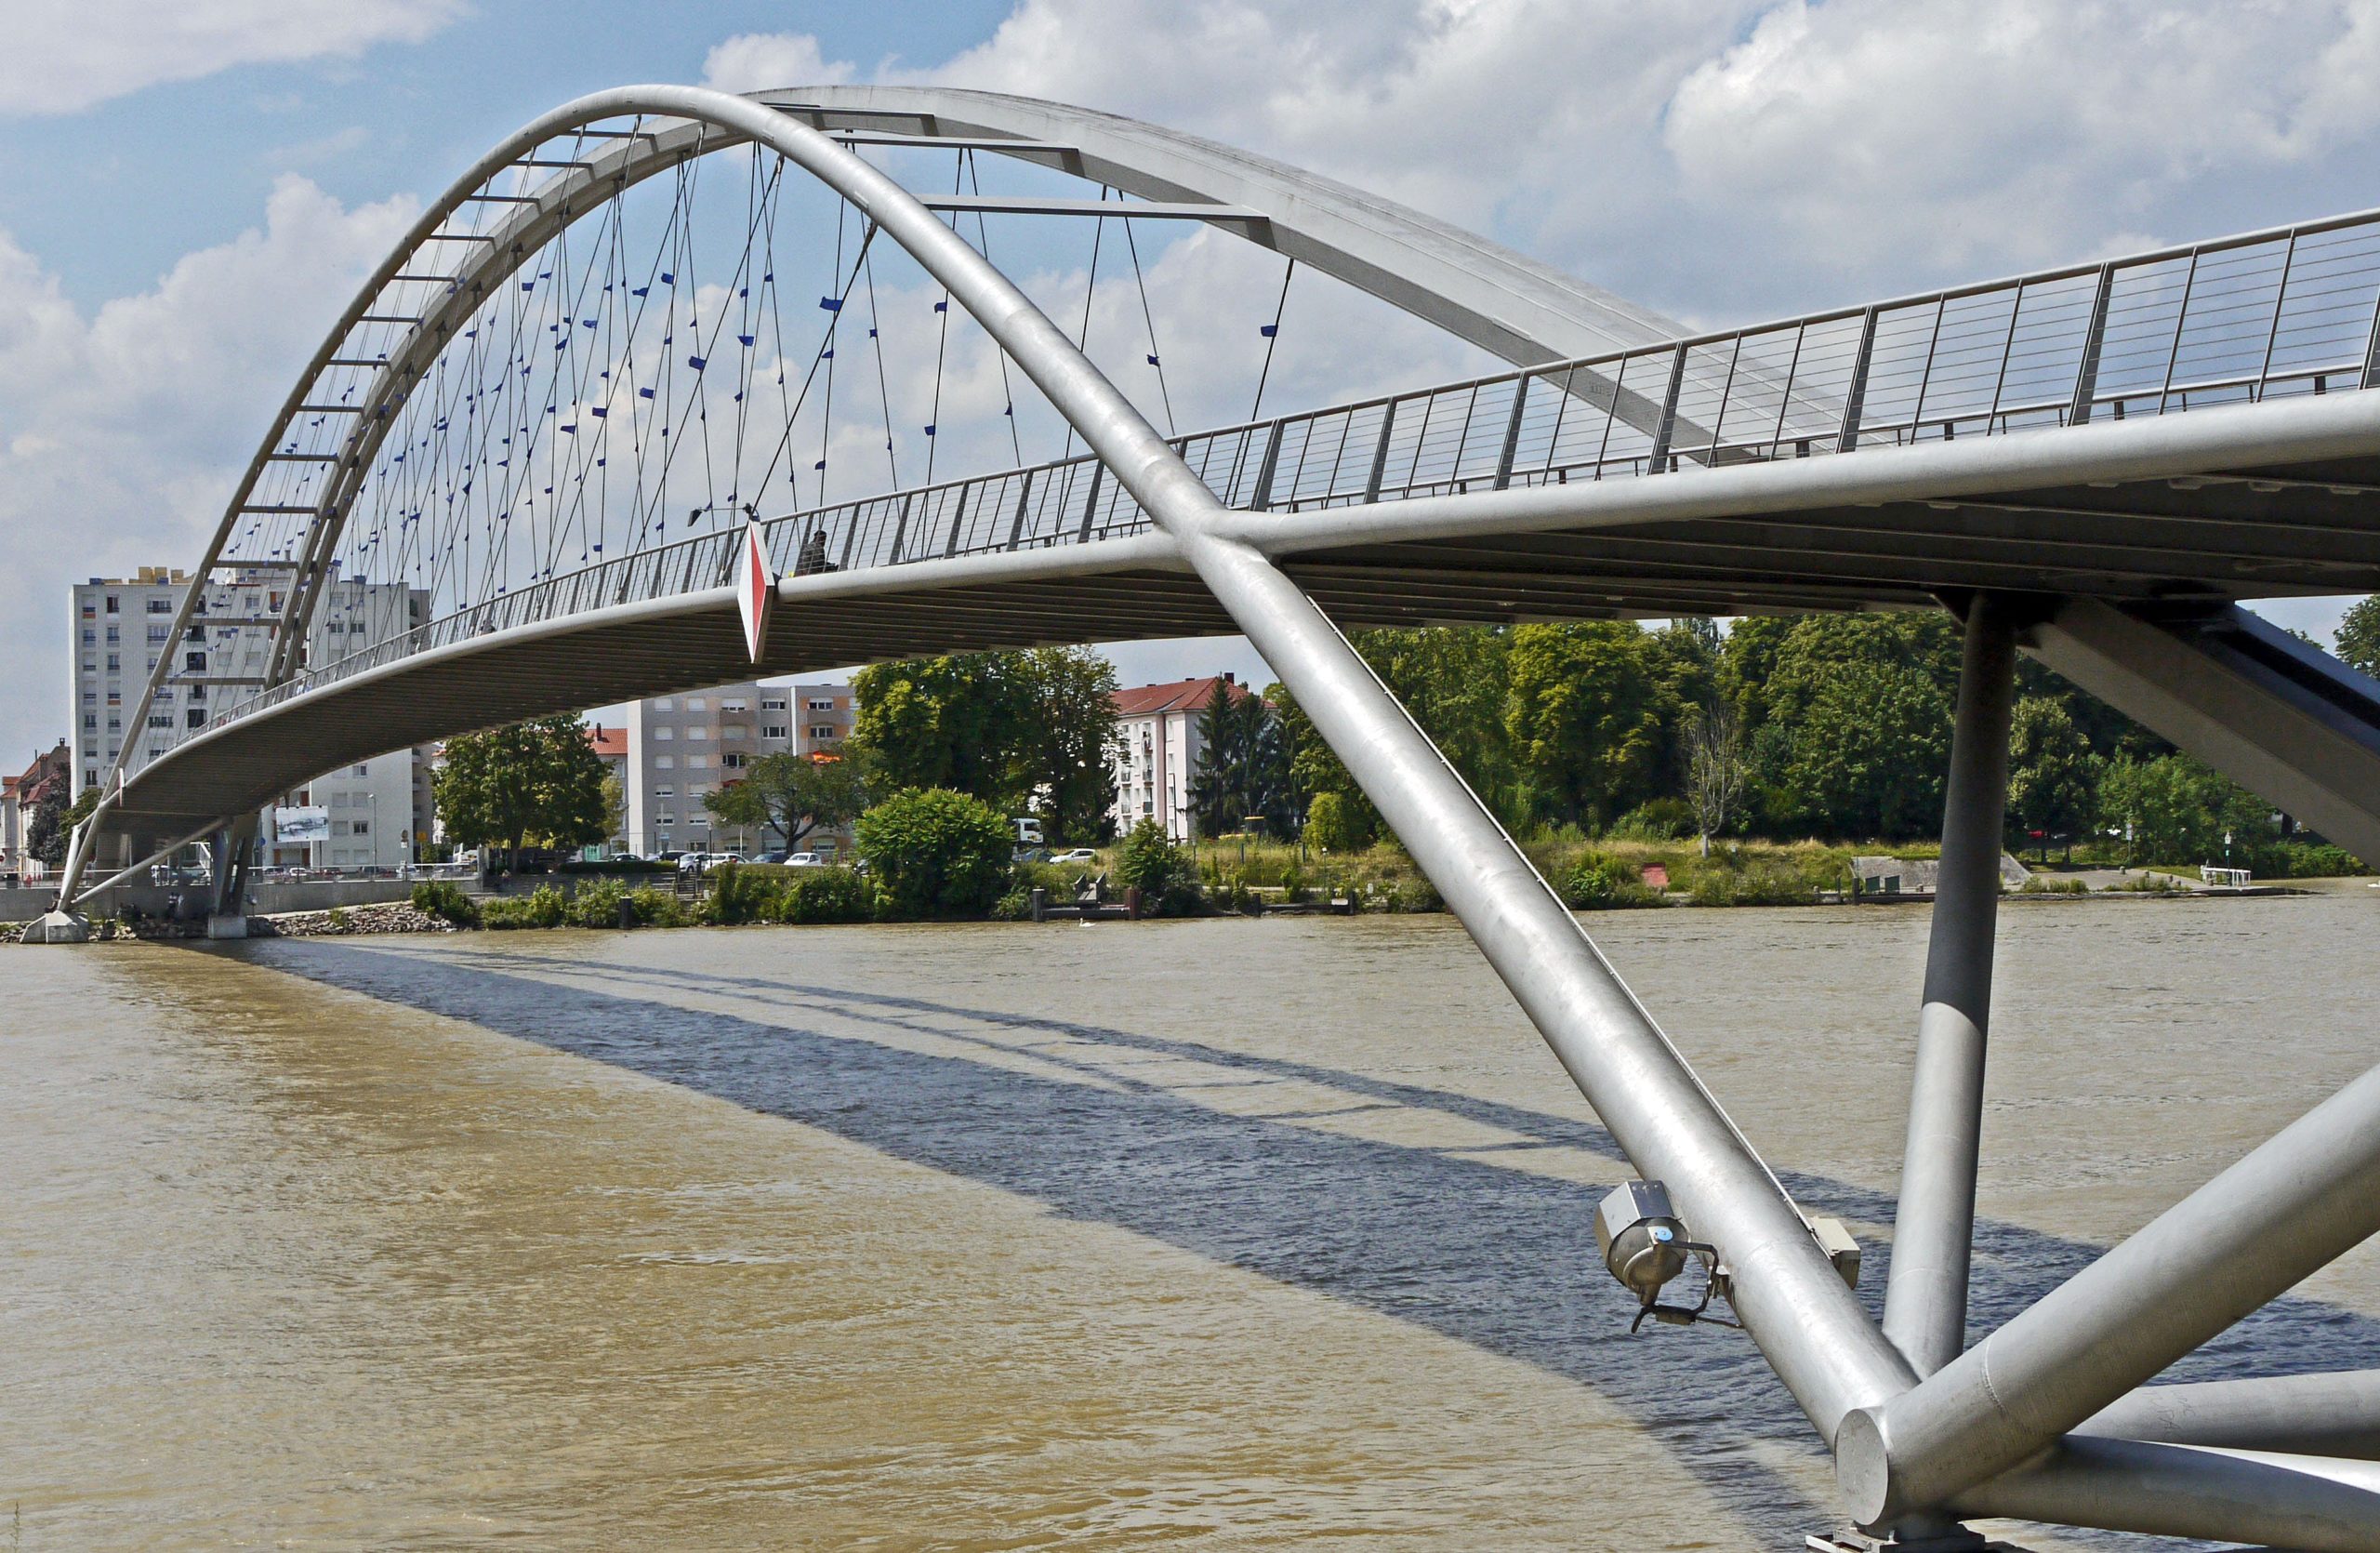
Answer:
[761,86,1686,365]
[66,84,1230,887]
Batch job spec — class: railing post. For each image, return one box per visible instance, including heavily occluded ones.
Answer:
[1005,468,1037,550]
[1838,307,1880,452]
[1076,462,1104,541]
[1364,399,1397,501]
[1908,297,1946,441]
[2254,232,2300,401]
[2068,263,2117,426]
[1250,420,1285,511]
[1646,345,1687,471]
[943,483,972,558]
[2157,251,2202,413]
[2360,279,2380,392]
[1491,374,1531,490]
[887,492,913,564]
[836,508,859,570]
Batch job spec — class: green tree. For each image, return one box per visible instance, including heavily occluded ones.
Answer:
[850,654,1026,801]
[2098,754,2278,866]
[600,772,627,851]
[2339,595,2380,679]
[853,788,1014,917]
[705,750,872,850]
[1009,647,1124,844]
[850,648,1122,842]
[25,789,68,867]
[2004,697,2098,861]
[1302,790,1373,853]
[1270,682,1370,842]
[1189,684,1293,837]
[432,715,609,867]
[1504,621,1662,830]
[1114,816,1200,912]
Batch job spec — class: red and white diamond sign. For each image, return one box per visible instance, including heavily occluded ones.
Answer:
[734,519,776,664]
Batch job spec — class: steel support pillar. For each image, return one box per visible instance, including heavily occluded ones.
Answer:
[1951,1435,2380,1550]
[1178,528,1915,1440]
[1883,595,2016,1378]
[1837,1058,2380,1524]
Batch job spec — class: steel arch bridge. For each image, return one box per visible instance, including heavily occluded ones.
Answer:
[53,85,2380,1549]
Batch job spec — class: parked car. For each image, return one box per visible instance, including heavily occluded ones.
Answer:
[754,850,791,865]
[1049,848,1100,864]
[787,852,825,868]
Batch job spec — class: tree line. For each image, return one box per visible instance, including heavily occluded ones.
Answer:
[417,595,2378,869]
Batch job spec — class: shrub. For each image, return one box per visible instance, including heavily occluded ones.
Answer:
[478,883,568,930]
[325,905,351,932]
[1606,799,1693,843]
[1563,852,1648,909]
[2251,840,2367,879]
[774,867,874,924]
[1688,860,1813,907]
[855,788,1016,919]
[1116,817,1202,913]
[410,880,481,927]
[1304,790,1374,854]
[564,876,628,927]
[702,859,780,925]
[627,885,686,926]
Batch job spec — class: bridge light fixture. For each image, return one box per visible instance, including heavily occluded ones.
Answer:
[1594,1180,1735,1333]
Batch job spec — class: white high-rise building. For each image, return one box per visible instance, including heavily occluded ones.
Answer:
[70,564,433,869]
[625,680,854,856]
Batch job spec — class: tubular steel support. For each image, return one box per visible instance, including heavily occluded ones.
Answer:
[2078,1370,2380,1459]
[1951,1436,2380,1551]
[1837,1058,2380,1525]
[1882,595,2017,1377]
[1181,528,1914,1440]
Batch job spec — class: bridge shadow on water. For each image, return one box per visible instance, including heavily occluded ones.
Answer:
[246,939,2380,1547]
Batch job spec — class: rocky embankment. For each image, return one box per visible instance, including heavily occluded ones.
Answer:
[10,902,456,943]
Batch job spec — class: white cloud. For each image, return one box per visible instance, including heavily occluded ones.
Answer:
[701,33,857,96]
[0,178,419,763]
[0,0,466,116]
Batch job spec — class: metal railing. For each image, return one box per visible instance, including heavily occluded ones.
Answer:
[180,201,2380,749]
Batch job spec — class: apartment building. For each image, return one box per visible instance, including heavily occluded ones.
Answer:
[1108,674,1245,842]
[623,680,854,856]
[70,564,433,869]
[2,740,71,883]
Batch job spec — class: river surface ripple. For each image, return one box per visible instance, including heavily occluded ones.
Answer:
[5,892,2377,1550]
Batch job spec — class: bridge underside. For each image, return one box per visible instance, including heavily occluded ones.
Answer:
[99,445,2380,853]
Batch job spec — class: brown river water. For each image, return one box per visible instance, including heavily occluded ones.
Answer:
[5,890,2378,1550]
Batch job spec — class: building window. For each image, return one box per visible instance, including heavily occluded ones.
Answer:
[722,698,748,712]
[352,820,369,836]
[105,626,119,644]
[653,726,673,741]
[654,785,674,799]
[761,697,787,711]
[186,710,205,728]
[807,698,836,711]
[106,717,120,732]
[147,598,170,614]
[185,651,206,672]
[81,629,96,644]
[653,697,673,710]
[721,724,747,739]
[148,715,171,729]
[809,724,837,740]
[686,754,707,770]
[147,625,168,643]
[106,654,120,671]
[721,752,747,770]
[687,697,707,711]
[654,756,674,770]
[657,812,676,827]
[83,713,97,730]
[353,763,369,776]
[762,724,788,739]
[684,725,709,740]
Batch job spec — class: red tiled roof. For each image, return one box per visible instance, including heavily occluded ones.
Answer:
[587,725,628,759]
[1109,676,1250,717]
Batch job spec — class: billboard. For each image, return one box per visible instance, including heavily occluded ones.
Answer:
[274,805,329,844]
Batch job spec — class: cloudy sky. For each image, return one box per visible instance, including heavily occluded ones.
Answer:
[6,0,2380,763]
